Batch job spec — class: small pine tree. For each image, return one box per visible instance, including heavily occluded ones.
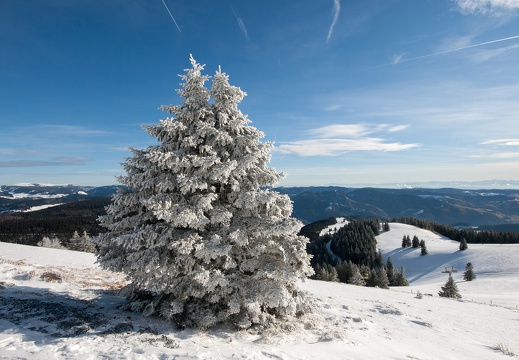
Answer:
[420,240,428,256]
[401,235,407,248]
[438,275,461,298]
[78,231,97,253]
[347,263,366,286]
[459,237,468,251]
[393,266,409,286]
[385,257,395,285]
[463,262,476,281]
[412,235,420,248]
[405,235,412,247]
[68,230,82,251]
[335,262,351,283]
[37,236,66,249]
[383,222,390,232]
[366,268,389,289]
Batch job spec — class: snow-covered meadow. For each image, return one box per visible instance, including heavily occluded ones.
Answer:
[1,223,518,359]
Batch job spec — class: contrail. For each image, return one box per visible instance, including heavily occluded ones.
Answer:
[392,34,519,65]
[326,0,341,43]
[161,0,181,33]
[231,6,249,41]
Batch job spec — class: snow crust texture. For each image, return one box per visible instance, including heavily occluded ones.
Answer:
[1,239,518,359]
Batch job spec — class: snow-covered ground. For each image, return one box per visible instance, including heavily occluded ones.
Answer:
[1,223,518,359]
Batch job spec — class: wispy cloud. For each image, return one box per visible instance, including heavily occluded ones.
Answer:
[231,6,249,41]
[276,123,418,156]
[481,139,519,145]
[387,34,519,66]
[326,0,341,43]
[472,43,519,61]
[454,0,519,15]
[40,125,113,136]
[0,157,90,168]
[392,54,405,65]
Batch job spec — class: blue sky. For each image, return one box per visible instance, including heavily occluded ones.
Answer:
[1,0,519,188]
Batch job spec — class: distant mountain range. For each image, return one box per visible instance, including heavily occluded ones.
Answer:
[1,183,519,227]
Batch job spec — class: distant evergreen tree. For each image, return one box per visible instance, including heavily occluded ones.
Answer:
[420,240,428,256]
[347,263,366,286]
[312,264,339,282]
[383,222,390,232]
[404,235,412,247]
[438,275,461,298]
[78,231,97,253]
[393,266,409,286]
[68,230,82,251]
[366,268,389,289]
[37,236,66,249]
[412,235,420,248]
[463,262,476,281]
[385,257,395,285]
[402,235,410,248]
[459,237,468,251]
[335,261,351,283]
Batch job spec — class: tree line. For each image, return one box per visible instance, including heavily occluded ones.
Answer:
[393,217,519,244]
[0,198,107,246]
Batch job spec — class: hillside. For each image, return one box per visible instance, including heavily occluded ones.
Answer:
[1,223,518,359]
[1,184,519,248]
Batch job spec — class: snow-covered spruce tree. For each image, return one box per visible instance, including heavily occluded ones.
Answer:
[94,56,313,330]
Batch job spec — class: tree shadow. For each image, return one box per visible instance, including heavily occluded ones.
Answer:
[0,283,173,346]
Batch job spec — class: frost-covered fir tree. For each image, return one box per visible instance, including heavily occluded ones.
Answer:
[68,230,82,251]
[94,56,313,330]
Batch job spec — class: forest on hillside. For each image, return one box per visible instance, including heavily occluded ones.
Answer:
[393,217,519,244]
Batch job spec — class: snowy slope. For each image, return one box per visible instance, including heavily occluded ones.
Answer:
[377,223,519,307]
[1,231,519,359]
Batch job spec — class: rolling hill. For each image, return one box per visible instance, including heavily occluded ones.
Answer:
[1,223,518,359]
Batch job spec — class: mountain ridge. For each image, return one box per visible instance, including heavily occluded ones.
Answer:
[1,184,519,227]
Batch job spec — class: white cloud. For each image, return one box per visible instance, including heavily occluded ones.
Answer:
[326,0,341,43]
[392,54,405,65]
[276,123,418,156]
[438,35,474,52]
[455,0,519,14]
[387,124,410,132]
[492,152,519,158]
[481,138,519,145]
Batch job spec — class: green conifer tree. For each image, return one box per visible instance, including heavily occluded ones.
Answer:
[412,235,420,248]
[459,237,468,251]
[438,275,461,298]
[463,262,476,281]
[420,240,428,256]
[385,257,395,285]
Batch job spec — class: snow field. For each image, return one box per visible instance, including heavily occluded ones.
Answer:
[0,222,518,359]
